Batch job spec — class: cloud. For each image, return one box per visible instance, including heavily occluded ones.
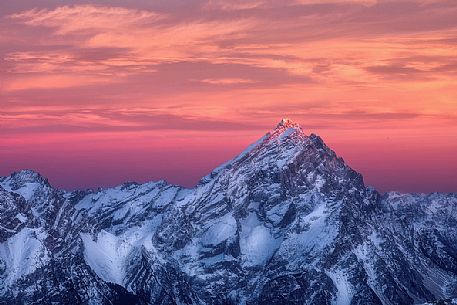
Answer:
[364,54,457,80]
[1,74,120,91]
[0,106,265,135]
[365,64,426,79]
[2,1,457,127]
[4,4,259,84]
[3,48,153,76]
[9,5,161,34]
[293,0,377,5]
[200,78,257,85]
[202,0,266,11]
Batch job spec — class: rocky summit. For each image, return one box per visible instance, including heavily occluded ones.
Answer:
[1,120,456,305]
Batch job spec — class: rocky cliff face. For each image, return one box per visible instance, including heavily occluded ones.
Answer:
[1,119,456,305]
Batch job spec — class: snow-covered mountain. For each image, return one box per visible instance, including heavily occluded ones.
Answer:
[1,119,456,305]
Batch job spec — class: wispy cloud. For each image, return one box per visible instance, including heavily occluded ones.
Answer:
[200,78,257,85]
[2,74,120,91]
[293,0,377,5]
[9,5,161,34]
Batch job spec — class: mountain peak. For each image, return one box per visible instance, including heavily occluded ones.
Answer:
[269,118,305,142]
[10,169,45,184]
[2,169,50,191]
[276,118,300,129]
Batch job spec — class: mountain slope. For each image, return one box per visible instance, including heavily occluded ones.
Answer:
[0,119,456,305]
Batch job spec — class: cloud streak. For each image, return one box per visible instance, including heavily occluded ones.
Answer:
[9,5,160,34]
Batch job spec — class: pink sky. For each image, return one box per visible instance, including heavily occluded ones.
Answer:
[1,0,456,193]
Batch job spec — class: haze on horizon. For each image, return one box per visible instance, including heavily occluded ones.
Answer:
[0,0,456,193]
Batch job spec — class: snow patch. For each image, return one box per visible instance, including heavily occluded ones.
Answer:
[278,127,296,142]
[240,213,282,267]
[81,230,133,286]
[0,228,49,287]
[326,270,353,305]
[266,203,290,224]
[201,213,237,245]
[0,181,40,202]
[15,183,40,201]
[15,213,27,223]
[278,203,336,263]
[367,231,383,249]
[201,253,236,267]
[80,219,164,287]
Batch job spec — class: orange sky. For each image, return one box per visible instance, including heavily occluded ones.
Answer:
[0,0,456,192]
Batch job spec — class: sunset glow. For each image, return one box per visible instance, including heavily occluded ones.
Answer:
[1,0,456,192]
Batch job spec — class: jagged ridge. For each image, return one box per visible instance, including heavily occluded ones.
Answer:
[0,119,456,305]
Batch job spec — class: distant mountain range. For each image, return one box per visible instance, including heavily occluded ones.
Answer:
[1,119,456,305]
